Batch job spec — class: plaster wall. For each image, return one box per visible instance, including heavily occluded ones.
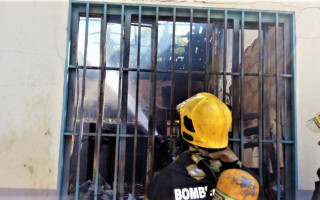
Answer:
[0,0,319,193]
[0,1,68,189]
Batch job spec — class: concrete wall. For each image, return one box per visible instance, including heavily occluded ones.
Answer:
[0,0,320,195]
[0,1,68,189]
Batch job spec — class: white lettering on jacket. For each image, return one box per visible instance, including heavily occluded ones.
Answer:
[174,186,215,200]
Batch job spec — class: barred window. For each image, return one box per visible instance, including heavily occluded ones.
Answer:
[59,2,296,200]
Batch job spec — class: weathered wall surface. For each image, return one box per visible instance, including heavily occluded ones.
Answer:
[295,5,320,190]
[0,0,320,193]
[0,1,68,189]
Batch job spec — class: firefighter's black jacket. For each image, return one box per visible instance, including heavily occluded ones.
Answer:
[145,151,255,200]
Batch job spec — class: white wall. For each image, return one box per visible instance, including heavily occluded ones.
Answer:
[295,5,320,190]
[0,1,68,189]
[0,0,320,192]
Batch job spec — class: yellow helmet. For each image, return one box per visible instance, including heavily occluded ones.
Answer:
[214,169,259,200]
[176,92,232,149]
[306,112,320,133]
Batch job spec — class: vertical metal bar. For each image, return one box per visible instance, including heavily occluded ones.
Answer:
[212,21,219,96]
[283,43,289,200]
[292,12,298,197]
[283,19,293,199]
[64,8,80,199]
[212,22,218,96]
[169,8,176,137]
[132,5,142,198]
[258,11,264,189]
[137,6,142,68]
[75,3,90,200]
[262,22,272,198]
[188,8,193,97]
[146,6,159,186]
[223,10,227,102]
[240,11,245,163]
[58,1,73,196]
[275,12,281,200]
[204,9,210,92]
[171,8,176,73]
[113,5,125,200]
[118,11,131,200]
[283,21,289,140]
[231,17,240,158]
[93,4,108,200]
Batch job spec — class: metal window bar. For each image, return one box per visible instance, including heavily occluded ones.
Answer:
[59,3,296,200]
[275,12,281,200]
[93,3,107,200]
[223,10,227,103]
[131,5,142,198]
[240,10,245,168]
[188,8,193,97]
[169,7,176,145]
[118,8,132,199]
[113,4,125,200]
[61,5,81,199]
[58,0,73,195]
[204,9,210,92]
[147,6,159,187]
[292,12,298,196]
[75,3,90,200]
[232,13,240,161]
[262,21,271,198]
[258,11,264,190]
[283,15,294,198]
[65,64,294,78]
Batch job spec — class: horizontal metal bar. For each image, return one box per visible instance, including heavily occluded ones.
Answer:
[69,65,119,70]
[70,1,294,17]
[280,74,293,78]
[229,137,295,144]
[69,65,294,77]
[64,132,154,138]
[263,139,294,144]
[93,134,154,138]
[229,138,241,142]
[64,132,75,136]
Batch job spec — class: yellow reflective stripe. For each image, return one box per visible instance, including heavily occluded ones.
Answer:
[214,188,238,200]
[191,154,205,164]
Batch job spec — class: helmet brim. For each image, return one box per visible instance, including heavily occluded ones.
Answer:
[307,118,320,133]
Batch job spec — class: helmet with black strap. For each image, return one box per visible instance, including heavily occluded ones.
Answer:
[176,92,232,150]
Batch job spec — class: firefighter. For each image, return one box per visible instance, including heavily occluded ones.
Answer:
[306,113,320,200]
[144,92,259,200]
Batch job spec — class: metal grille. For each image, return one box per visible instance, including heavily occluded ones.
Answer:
[58,2,296,200]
